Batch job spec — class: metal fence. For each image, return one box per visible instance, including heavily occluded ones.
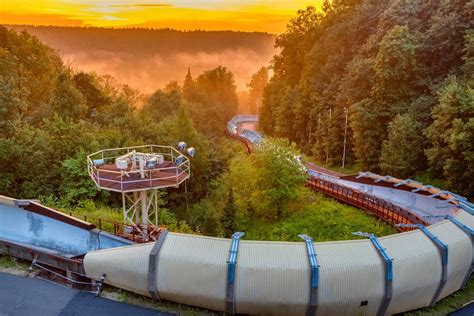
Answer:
[306,176,430,230]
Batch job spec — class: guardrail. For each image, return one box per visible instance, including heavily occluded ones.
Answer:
[307,177,430,230]
[87,145,190,193]
[66,212,161,243]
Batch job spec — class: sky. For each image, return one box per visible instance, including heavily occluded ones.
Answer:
[0,0,323,33]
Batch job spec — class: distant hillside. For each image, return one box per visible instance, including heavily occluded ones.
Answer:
[6,25,277,92]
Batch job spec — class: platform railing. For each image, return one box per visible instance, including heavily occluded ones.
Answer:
[87,145,190,192]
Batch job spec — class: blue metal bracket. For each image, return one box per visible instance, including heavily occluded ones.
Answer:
[375,175,392,183]
[425,215,474,236]
[412,187,425,193]
[459,201,474,215]
[394,179,413,187]
[440,198,456,204]
[356,172,369,179]
[397,224,448,306]
[425,215,473,289]
[353,232,392,316]
[226,232,244,314]
[299,234,319,316]
[447,216,474,236]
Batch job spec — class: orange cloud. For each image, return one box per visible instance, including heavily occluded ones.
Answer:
[0,12,85,27]
[109,4,173,8]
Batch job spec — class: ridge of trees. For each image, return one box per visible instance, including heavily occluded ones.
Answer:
[5,25,276,55]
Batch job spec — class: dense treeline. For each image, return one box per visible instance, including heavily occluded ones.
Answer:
[260,0,474,197]
[0,25,243,230]
[6,25,276,55]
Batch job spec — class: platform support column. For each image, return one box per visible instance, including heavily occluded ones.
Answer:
[141,191,148,240]
[122,192,126,224]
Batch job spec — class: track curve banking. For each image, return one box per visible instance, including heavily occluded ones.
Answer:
[83,115,474,315]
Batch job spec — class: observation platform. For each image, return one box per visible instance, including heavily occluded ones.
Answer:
[87,145,190,193]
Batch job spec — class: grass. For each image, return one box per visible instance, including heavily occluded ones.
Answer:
[306,156,359,175]
[414,170,448,191]
[244,191,397,242]
[0,255,29,271]
[0,255,17,269]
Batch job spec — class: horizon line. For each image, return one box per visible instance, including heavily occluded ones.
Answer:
[3,23,279,36]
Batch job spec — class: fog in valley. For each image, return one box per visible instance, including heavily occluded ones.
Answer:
[8,25,277,94]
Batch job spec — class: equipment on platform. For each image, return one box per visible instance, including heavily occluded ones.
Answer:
[187,147,196,158]
[87,145,192,241]
[178,141,187,151]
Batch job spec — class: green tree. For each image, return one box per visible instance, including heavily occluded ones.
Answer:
[221,189,237,237]
[50,71,86,120]
[229,139,306,221]
[247,67,269,114]
[141,88,181,121]
[182,68,198,102]
[72,72,110,119]
[380,113,425,178]
[350,25,428,170]
[425,77,474,197]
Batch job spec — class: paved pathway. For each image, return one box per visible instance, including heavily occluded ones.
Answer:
[0,272,173,316]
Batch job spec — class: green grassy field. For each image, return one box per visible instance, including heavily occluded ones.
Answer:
[244,192,396,242]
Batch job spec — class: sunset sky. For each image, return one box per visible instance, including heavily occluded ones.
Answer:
[0,0,323,33]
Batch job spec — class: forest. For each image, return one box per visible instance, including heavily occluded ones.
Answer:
[0,23,395,240]
[260,0,473,198]
[0,0,473,239]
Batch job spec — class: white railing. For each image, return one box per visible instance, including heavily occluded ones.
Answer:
[87,145,190,193]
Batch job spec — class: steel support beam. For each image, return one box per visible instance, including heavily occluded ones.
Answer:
[299,234,319,316]
[226,232,244,315]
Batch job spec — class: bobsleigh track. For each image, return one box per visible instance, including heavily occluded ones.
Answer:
[0,115,473,315]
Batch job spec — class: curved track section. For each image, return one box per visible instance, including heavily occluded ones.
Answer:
[83,115,473,315]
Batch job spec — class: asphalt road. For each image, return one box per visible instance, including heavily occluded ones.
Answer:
[1,271,471,315]
[0,272,173,316]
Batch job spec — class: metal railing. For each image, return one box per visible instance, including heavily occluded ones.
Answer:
[67,212,162,243]
[306,177,430,230]
[87,145,190,193]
